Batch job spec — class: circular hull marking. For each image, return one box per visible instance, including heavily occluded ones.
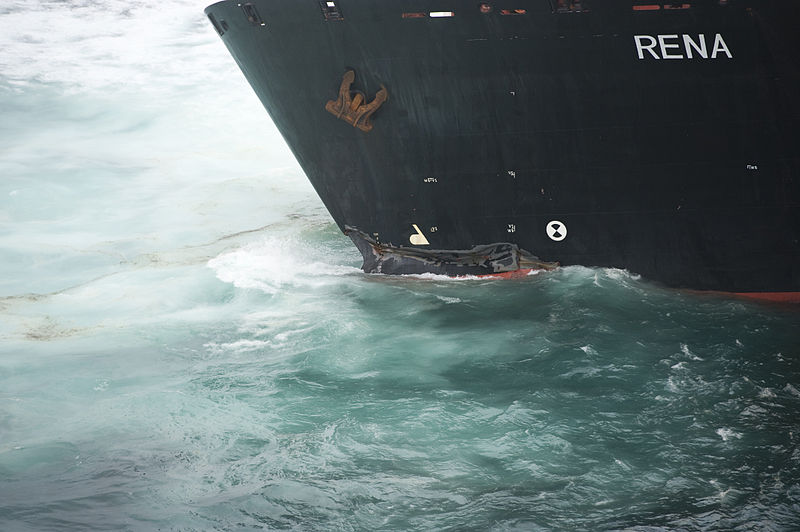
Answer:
[546,220,567,241]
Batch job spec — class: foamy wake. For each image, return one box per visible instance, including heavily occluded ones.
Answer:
[396,269,543,282]
[0,0,228,93]
[208,239,558,291]
[207,237,361,294]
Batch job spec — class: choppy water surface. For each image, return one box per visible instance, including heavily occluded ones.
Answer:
[1,2,799,530]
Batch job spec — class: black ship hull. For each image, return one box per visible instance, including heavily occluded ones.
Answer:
[205,0,799,298]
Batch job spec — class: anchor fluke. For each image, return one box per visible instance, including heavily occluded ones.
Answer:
[325,70,388,132]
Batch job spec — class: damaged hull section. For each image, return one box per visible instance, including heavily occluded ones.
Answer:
[345,227,558,277]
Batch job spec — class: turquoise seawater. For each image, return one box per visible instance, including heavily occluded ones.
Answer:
[1,2,799,530]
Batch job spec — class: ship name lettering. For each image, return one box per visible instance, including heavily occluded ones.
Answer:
[634,33,732,60]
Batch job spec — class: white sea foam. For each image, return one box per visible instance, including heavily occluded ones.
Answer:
[579,345,598,356]
[603,267,641,281]
[758,387,777,399]
[709,480,733,501]
[716,428,743,441]
[614,458,632,471]
[397,268,546,283]
[739,405,768,418]
[680,343,704,361]
[399,272,488,281]
[0,0,228,94]
[208,237,361,294]
[204,339,272,355]
[785,384,800,397]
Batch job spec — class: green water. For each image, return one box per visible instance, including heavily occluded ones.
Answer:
[1,1,799,530]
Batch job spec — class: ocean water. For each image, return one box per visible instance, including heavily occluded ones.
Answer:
[1,1,799,530]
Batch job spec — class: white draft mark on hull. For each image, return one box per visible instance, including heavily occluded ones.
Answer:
[410,224,430,245]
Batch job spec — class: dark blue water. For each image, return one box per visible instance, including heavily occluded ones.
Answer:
[1,2,799,530]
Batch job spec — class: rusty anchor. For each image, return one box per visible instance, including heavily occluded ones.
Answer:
[325,70,388,132]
